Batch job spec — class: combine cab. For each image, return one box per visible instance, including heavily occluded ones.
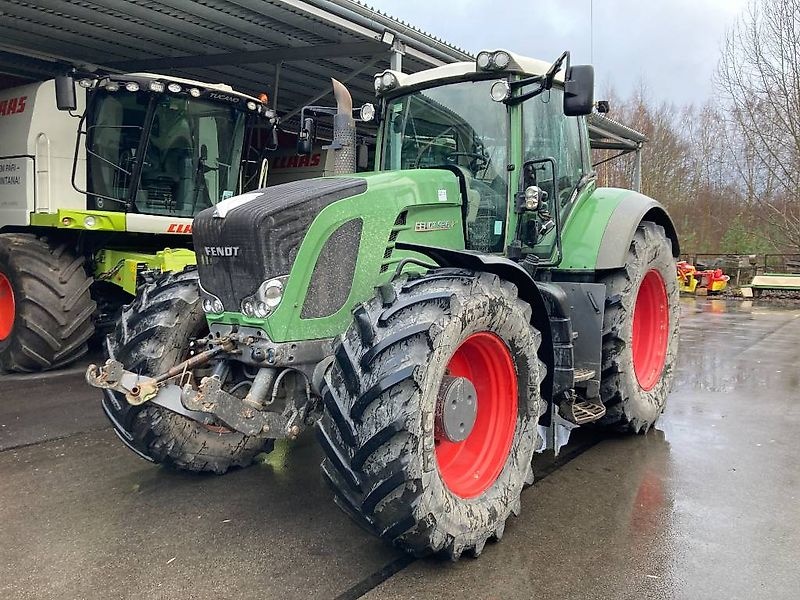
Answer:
[0,73,276,371]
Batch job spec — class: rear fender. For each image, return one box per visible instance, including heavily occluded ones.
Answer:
[559,188,679,271]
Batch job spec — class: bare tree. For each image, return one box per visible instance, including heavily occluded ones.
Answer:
[716,0,800,251]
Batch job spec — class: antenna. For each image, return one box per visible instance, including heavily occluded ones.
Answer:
[590,0,594,64]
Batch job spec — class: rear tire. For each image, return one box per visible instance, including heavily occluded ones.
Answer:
[109,267,273,474]
[0,234,95,373]
[598,222,679,432]
[318,270,545,558]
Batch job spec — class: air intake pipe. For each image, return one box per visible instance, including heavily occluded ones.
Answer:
[331,78,356,175]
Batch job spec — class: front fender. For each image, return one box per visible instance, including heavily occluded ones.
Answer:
[395,242,555,401]
[559,187,679,271]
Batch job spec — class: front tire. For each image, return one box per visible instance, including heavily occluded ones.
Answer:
[0,234,95,373]
[598,222,679,432]
[318,270,545,558]
[108,267,273,474]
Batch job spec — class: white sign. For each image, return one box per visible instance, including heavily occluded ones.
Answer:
[0,157,34,226]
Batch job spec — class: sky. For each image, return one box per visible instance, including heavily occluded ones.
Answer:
[372,0,751,106]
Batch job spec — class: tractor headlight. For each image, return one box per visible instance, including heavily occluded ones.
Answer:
[125,82,140,92]
[524,185,541,210]
[167,83,182,93]
[83,215,97,229]
[359,103,376,122]
[240,276,287,319]
[490,80,511,102]
[104,81,119,92]
[199,284,224,315]
[494,51,510,69]
[149,81,165,93]
[476,50,513,71]
[189,87,201,98]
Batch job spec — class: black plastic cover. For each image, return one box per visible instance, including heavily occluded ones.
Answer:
[193,178,366,311]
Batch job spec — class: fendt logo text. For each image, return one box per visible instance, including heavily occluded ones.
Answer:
[204,246,240,257]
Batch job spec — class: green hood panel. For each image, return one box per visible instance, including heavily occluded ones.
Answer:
[206,169,466,342]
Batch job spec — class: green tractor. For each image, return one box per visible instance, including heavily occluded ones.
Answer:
[87,50,679,559]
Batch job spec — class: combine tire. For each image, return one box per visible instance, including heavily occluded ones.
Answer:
[0,234,95,373]
[107,267,273,474]
[598,222,679,432]
[319,270,545,558]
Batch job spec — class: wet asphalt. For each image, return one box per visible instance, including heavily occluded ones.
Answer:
[0,297,798,600]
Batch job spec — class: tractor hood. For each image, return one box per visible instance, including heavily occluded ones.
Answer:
[193,177,367,312]
[194,169,465,343]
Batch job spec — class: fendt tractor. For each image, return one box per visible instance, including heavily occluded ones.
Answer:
[0,72,275,372]
[87,50,680,559]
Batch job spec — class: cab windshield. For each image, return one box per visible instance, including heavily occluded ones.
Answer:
[85,90,248,217]
[381,80,509,252]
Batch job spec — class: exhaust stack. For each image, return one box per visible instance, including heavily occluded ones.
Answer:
[331,78,356,175]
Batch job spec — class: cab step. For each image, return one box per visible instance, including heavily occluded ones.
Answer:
[560,396,606,425]
[573,368,596,383]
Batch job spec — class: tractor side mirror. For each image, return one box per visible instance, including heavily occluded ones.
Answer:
[55,74,77,111]
[563,65,594,116]
[297,116,316,155]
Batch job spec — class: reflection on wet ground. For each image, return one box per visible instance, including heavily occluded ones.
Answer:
[1,298,799,599]
[364,298,800,600]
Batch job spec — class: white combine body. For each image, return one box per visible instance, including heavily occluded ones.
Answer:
[0,72,276,372]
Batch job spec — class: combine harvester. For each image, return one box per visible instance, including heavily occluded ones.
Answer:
[87,49,680,559]
[0,73,276,371]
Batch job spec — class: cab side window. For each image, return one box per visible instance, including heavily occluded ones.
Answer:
[522,88,584,206]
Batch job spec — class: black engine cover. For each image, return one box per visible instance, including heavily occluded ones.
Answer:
[193,177,367,311]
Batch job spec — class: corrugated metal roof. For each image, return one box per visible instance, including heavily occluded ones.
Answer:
[0,0,472,118]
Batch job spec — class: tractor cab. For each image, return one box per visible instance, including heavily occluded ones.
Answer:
[57,73,276,220]
[373,50,595,267]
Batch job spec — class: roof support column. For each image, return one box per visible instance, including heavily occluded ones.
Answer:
[390,40,405,72]
[633,146,642,192]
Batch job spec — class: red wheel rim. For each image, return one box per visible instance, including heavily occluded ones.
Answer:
[435,332,517,499]
[632,269,669,391]
[0,272,14,341]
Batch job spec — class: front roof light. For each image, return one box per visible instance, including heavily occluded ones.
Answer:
[381,72,397,89]
[476,51,492,70]
[167,83,181,93]
[149,81,165,93]
[78,78,94,89]
[104,81,119,92]
[246,101,257,110]
[493,51,510,69]
[125,82,140,92]
[490,80,511,102]
[189,87,201,98]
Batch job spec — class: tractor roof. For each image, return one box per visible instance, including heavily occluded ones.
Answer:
[375,49,564,94]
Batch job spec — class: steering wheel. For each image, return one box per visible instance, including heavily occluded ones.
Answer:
[445,152,489,173]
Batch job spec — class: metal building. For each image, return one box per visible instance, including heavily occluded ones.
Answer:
[0,0,472,118]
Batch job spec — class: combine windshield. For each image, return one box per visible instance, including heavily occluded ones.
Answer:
[380,80,509,252]
[85,90,248,217]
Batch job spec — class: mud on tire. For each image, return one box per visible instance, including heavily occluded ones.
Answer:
[0,234,95,373]
[318,269,545,559]
[598,222,679,433]
[107,267,273,474]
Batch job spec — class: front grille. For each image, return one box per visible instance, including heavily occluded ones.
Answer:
[193,177,367,311]
[301,218,363,319]
[380,211,408,273]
